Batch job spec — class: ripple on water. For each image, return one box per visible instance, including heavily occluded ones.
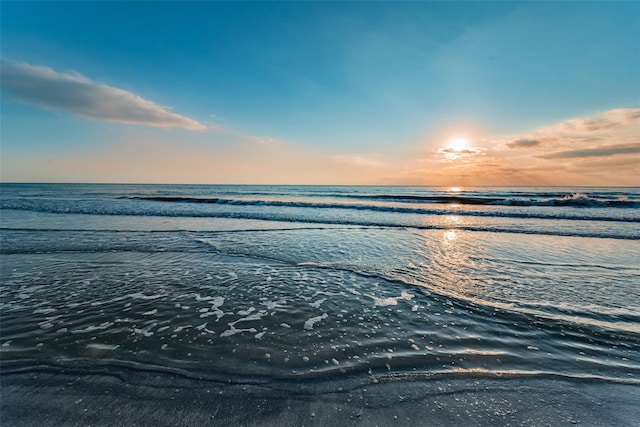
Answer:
[1,251,638,383]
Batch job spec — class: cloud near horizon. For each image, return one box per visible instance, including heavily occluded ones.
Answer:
[437,146,485,162]
[502,108,640,152]
[507,138,542,149]
[484,108,640,184]
[389,107,640,186]
[538,143,640,159]
[0,61,206,131]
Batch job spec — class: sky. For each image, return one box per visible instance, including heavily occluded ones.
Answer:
[1,1,639,186]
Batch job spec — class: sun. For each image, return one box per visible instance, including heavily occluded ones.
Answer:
[447,137,469,151]
[439,135,478,162]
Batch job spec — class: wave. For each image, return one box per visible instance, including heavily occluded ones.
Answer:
[349,193,639,208]
[498,193,640,208]
[1,203,638,239]
[115,197,640,223]
[127,193,640,208]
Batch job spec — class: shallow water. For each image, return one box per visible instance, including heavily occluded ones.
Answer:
[1,184,639,388]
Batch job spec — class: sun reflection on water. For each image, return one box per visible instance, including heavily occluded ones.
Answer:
[444,215,462,226]
[443,230,458,244]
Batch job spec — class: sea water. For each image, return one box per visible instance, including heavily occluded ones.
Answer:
[1,184,639,392]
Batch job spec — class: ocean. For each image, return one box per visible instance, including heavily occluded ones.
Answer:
[1,184,639,425]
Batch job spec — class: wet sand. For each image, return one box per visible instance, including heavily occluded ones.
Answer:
[2,369,639,426]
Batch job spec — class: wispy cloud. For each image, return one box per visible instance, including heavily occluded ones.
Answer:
[476,108,640,185]
[437,146,484,162]
[556,108,640,133]
[1,61,206,131]
[538,143,640,159]
[507,138,542,149]
[501,108,639,151]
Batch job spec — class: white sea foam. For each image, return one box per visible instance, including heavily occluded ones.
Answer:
[86,343,119,351]
[230,310,267,326]
[134,323,156,337]
[199,309,225,320]
[263,300,286,310]
[237,307,255,316]
[310,298,326,308]
[33,308,57,314]
[304,313,328,330]
[220,326,257,337]
[374,297,399,307]
[373,291,415,307]
[71,322,114,334]
[126,292,164,300]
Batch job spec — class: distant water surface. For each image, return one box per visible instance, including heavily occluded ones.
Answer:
[1,184,639,388]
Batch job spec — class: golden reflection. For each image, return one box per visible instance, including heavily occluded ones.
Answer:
[444,215,462,225]
[443,230,458,244]
[449,186,462,193]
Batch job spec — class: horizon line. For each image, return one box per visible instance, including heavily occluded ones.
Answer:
[1,182,638,189]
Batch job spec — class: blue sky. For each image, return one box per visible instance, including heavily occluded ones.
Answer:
[1,1,639,185]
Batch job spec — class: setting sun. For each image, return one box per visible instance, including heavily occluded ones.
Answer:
[447,137,470,151]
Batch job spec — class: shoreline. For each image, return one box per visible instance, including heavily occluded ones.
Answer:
[2,369,639,426]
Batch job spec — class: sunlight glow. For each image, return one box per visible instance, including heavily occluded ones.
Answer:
[441,136,473,161]
[447,137,469,151]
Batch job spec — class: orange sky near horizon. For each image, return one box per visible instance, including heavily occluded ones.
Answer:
[2,108,638,187]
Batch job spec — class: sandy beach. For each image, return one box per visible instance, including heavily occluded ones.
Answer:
[3,368,639,426]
